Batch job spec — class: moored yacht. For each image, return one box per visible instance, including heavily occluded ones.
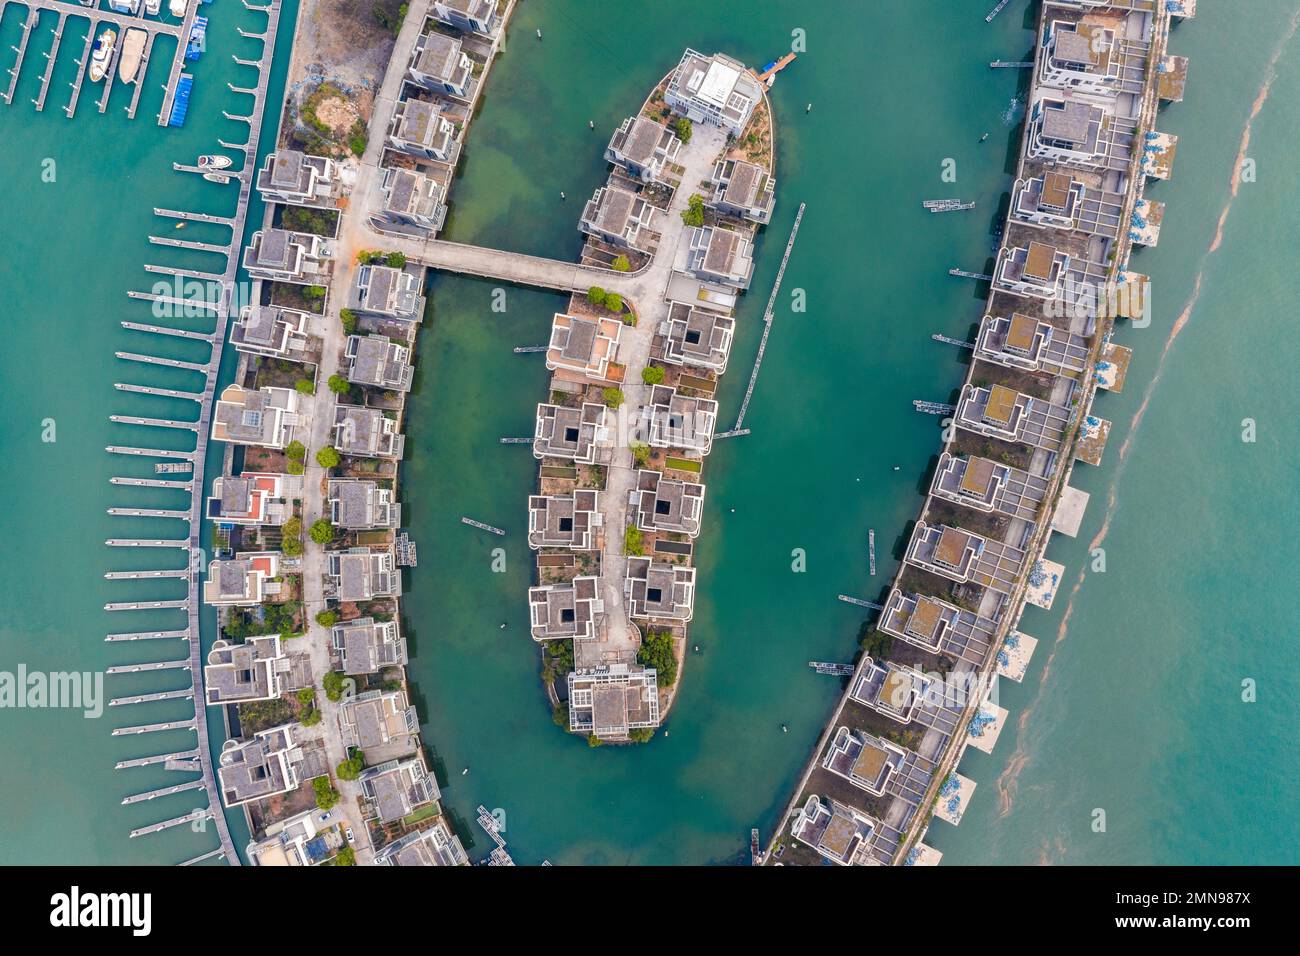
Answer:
[89,29,116,83]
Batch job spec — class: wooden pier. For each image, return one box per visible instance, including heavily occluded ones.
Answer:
[809,661,855,676]
[462,517,506,536]
[836,594,883,611]
[985,0,1017,22]
[868,529,877,576]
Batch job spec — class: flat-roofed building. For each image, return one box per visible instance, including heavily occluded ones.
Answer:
[877,588,997,665]
[634,469,705,538]
[337,688,419,756]
[203,552,281,607]
[790,794,879,866]
[375,819,469,866]
[707,158,775,224]
[430,0,501,38]
[1039,19,1139,97]
[333,404,406,459]
[204,635,287,705]
[388,98,461,163]
[332,617,406,675]
[326,546,400,602]
[659,301,734,373]
[345,334,415,392]
[345,264,425,321]
[359,755,439,825]
[642,384,718,454]
[1010,171,1124,239]
[327,478,400,530]
[231,304,310,358]
[532,402,610,463]
[217,724,303,808]
[1026,96,1131,172]
[527,490,601,550]
[545,312,622,382]
[823,727,908,796]
[408,30,472,96]
[379,166,447,233]
[955,384,1071,453]
[604,115,682,183]
[528,576,602,641]
[246,808,328,866]
[995,241,1070,299]
[255,149,339,208]
[976,312,1087,378]
[567,663,660,740]
[849,657,929,724]
[212,384,301,449]
[905,521,1027,595]
[685,225,754,290]
[930,452,1048,522]
[207,472,299,526]
[579,185,659,252]
[625,556,695,622]
[665,49,761,136]
[242,229,332,284]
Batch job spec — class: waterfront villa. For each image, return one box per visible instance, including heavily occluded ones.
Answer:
[849,657,928,724]
[211,384,302,449]
[388,98,461,164]
[345,334,416,392]
[408,30,473,97]
[527,490,601,550]
[604,115,682,183]
[579,186,660,252]
[1026,96,1132,172]
[430,0,501,38]
[380,167,448,234]
[878,588,997,664]
[684,225,754,290]
[326,546,401,602]
[545,313,622,382]
[567,663,660,741]
[203,635,287,705]
[930,452,1049,522]
[242,228,332,284]
[246,808,332,866]
[338,688,420,758]
[665,49,761,136]
[994,240,1071,299]
[658,302,734,373]
[527,576,602,642]
[333,404,406,459]
[634,469,705,538]
[822,727,908,797]
[955,383,1071,453]
[1011,171,1124,239]
[706,158,775,224]
[625,556,696,622]
[975,312,1088,377]
[1039,18,1146,98]
[532,403,611,464]
[231,304,311,359]
[345,264,426,321]
[255,149,339,208]
[375,819,469,866]
[790,794,880,866]
[327,478,401,530]
[332,617,407,675]
[642,384,718,454]
[358,755,439,825]
[905,522,1027,595]
[217,724,303,808]
[203,552,281,607]
[206,472,299,526]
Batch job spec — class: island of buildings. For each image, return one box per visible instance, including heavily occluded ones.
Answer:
[764,0,1192,867]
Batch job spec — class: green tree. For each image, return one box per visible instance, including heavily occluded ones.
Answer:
[315,446,341,469]
[304,285,326,300]
[630,442,650,467]
[322,670,348,702]
[623,523,644,557]
[285,440,306,461]
[602,387,624,409]
[587,734,604,748]
[637,628,678,687]
[313,776,340,810]
[281,520,304,557]
[385,251,407,269]
[286,460,305,476]
[327,374,350,394]
[340,308,358,334]
[611,254,631,272]
[629,727,654,743]
[680,193,705,227]
[295,378,315,395]
[296,687,316,707]
[587,286,607,307]
[604,292,624,312]
[641,365,665,385]
[315,609,338,628]
[336,750,365,780]
[674,116,692,143]
[299,706,322,726]
[335,846,356,866]
[858,623,893,661]
[309,519,335,545]
[552,703,569,727]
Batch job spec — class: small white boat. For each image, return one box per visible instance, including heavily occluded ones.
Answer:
[169,0,187,16]
[198,154,233,170]
[118,28,146,84]
[89,29,116,83]
[145,0,161,14]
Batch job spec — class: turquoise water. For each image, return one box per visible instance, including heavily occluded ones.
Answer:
[0,0,1294,865]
